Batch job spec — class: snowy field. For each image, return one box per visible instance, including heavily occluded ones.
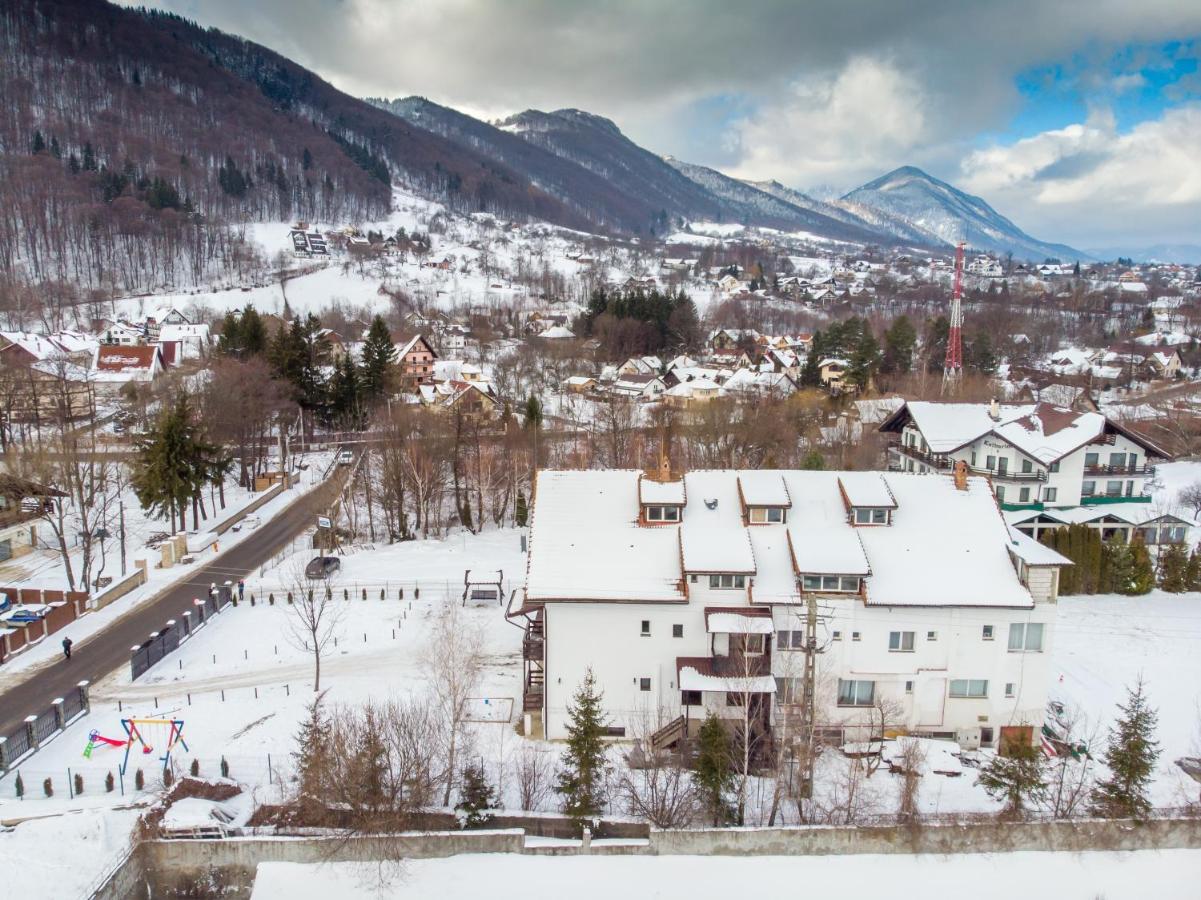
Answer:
[249,850,1201,900]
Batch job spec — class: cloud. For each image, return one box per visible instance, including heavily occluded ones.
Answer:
[960,105,1201,244]
[726,58,929,188]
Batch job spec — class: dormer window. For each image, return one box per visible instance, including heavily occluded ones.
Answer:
[643,504,681,523]
[801,574,861,593]
[748,506,786,524]
[853,507,889,525]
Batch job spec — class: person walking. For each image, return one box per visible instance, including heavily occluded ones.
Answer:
[62,636,73,660]
[237,579,245,603]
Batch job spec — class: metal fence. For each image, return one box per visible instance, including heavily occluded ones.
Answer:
[0,681,90,772]
[130,587,231,680]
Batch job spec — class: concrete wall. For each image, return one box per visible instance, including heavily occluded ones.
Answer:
[649,816,1201,856]
[91,568,148,611]
[212,479,289,537]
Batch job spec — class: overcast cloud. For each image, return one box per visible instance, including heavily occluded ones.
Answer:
[128,0,1201,247]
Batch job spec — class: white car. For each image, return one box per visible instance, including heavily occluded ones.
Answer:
[337,450,354,466]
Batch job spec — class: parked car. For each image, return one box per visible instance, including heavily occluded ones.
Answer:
[304,556,341,579]
[337,449,354,466]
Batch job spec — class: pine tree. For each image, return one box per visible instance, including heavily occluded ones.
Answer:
[1091,680,1160,819]
[14,772,24,799]
[694,713,733,825]
[799,345,822,388]
[327,354,364,429]
[523,394,543,431]
[360,315,397,402]
[31,131,45,154]
[881,316,916,375]
[82,142,97,171]
[1157,543,1189,592]
[976,737,1047,818]
[515,490,528,527]
[455,762,497,829]
[556,669,608,831]
[293,693,330,808]
[1105,536,1135,594]
[847,328,880,391]
[1129,536,1155,595]
[241,306,268,356]
[1186,548,1201,591]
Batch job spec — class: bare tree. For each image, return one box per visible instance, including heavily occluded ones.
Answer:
[1179,482,1201,519]
[513,744,555,812]
[895,738,927,823]
[619,712,698,828]
[815,755,881,825]
[422,601,485,806]
[1047,705,1100,819]
[285,567,344,692]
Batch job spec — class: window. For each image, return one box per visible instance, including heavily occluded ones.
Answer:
[1109,452,1127,468]
[927,631,938,641]
[777,629,805,649]
[645,505,680,522]
[775,678,802,703]
[852,631,861,642]
[639,678,652,692]
[1019,487,1031,503]
[986,454,996,470]
[1021,459,1032,474]
[803,574,859,592]
[949,679,988,698]
[726,692,745,706]
[743,634,765,654]
[1043,487,1058,502]
[832,630,842,641]
[837,679,875,707]
[672,624,683,638]
[690,574,698,583]
[1106,480,1123,497]
[995,486,1006,502]
[640,620,651,636]
[888,631,915,652]
[709,574,747,589]
[681,690,702,706]
[1004,683,1015,698]
[1085,452,1099,467]
[1008,622,1044,652]
[854,508,888,525]
[971,451,977,466]
[749,507,785,524]
[1049,461,1060,473]
[982,625,994,640]
[904,680,914,694]
[1129,453,1138,469]
[1082,480,1096,497]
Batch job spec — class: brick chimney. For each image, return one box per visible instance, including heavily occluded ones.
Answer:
[953,459,969,491]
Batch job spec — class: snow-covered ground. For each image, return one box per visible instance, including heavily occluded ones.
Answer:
[249,850,1201,900]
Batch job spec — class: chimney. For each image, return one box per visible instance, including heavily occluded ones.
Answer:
[953,459,969,491]
[988,397,1000,421]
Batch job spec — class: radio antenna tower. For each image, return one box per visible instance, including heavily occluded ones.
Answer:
[941,240,966,396]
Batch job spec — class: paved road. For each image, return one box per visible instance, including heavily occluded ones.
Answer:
[0,474,344,739]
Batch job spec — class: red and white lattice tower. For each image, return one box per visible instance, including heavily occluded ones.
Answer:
[941,240,966,395]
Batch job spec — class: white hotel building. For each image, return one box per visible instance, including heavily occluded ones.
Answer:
[511,465,1068,753]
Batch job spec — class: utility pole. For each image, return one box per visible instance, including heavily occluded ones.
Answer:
[798,591,819,800]
[118,495,126,577]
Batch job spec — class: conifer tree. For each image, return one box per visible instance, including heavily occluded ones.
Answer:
[1157,542,1189,592]
[1091,680,1160,819]
[1128,536,1155,595]
[694,713,734,825]
[976,737,1048,818]
[360,315,397,402]
[799,343,822,388]
[556,669,608,831]
[1104,536,1135,594]
[327,354,364,429]
[1186,547,1201,591]
[240,306,267,356]
[455,762,497,829]
[31,131,45,154]
[515,490,528,527]
[292,692,330,807]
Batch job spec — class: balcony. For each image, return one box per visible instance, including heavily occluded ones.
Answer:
[889,443,952,471]
[990,468,1047,482]
[1083,463,1155,476]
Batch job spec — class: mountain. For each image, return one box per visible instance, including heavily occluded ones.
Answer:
[0,0,588,295]
[369,97,671,234]
[662,160,890,244]
[842,166,1087,261]
[1085,244,1201,265]
[740,178,918,245]
[496,108,730,233]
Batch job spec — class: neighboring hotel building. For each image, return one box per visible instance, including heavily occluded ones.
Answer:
[879,400,1169,510]
[510,464,1068,753]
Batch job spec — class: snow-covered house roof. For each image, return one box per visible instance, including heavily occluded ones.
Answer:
[90,344,163,383]
[524,469,1045,609]
[538,325,576,339]
[837,472,896,509]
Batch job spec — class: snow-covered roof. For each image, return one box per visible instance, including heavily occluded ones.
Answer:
[639,475,685,505]
[1005,527,1073,567]
[837,472,896,509]
[1004,504,1198,529]
[525,469,1049,609]
[705,608,774,634]
[737,471,791,507]
[678,666,777,694]
[538,325,576,339]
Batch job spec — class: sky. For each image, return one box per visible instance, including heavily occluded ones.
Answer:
[126,0,1201,251]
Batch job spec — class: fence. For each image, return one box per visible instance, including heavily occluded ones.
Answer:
[129,586,232,680]
[0,680,91,772]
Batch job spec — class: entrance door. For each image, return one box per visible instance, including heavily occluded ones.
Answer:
[996,457,1008,476]
[917,678,945,728]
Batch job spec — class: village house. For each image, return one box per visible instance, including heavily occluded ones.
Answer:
[819,357,849,391]
[89,344,164,395]
[157,323,211,362]
[395,335,438,387]
[879,400,1170,510]
[617,356,663,377]
[511,465,1067,751]
[609,373,666,401]
[0,475,64,563]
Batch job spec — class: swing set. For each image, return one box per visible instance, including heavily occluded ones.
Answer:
[117,717,189,775]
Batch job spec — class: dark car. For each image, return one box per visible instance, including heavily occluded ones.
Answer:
[304,556,341,579]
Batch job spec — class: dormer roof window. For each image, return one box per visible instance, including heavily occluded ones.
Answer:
[838,473,897,527]
[737,473,791,525]
[644,505,681,523]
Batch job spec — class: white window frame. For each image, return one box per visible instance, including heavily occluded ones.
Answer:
[888,630,915,652]
[949,679,988,699]
[1008,622,1044,652]
[837,679,875,707]
[709,573,747,590]
[982,625,994,641]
